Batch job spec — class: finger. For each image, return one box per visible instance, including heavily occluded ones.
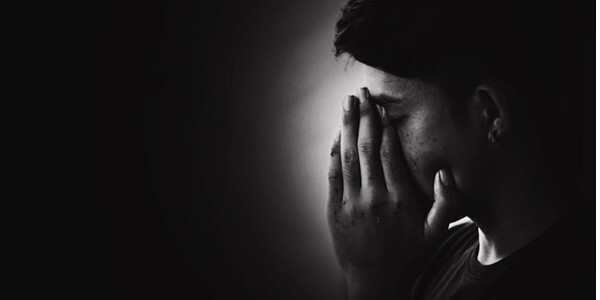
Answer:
[356,87,385,190]
[425,169,459,244]
[341,95,361,194]
[379,106,413,201]
[328,127,343,211]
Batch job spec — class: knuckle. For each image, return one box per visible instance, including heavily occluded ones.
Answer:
[359,189,377,203]
[393,198,407,211]
[342,110,356,123]
[368,199,395,211]
[358,140,377,155]
[349,205,365,219]
[390,191,414,208]
[342,148,358,164]
[358,103,371,117]
[328,168,341,181]
[361,182,385,193]
[380,145,395,160]
[330,145,340,157]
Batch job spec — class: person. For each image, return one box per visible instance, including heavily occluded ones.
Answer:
[326,0,594,299]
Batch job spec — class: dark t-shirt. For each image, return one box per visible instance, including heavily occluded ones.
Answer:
[410,213,594,300]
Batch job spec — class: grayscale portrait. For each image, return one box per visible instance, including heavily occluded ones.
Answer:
[97,0,594,299]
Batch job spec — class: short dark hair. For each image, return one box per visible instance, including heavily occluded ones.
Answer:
[334,0,587,81]
[334,0,590,96]
[333,0,593,200]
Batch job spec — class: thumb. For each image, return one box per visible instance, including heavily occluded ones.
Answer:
[425,169,459,244]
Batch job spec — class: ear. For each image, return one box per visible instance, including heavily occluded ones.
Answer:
[473,82,511,143]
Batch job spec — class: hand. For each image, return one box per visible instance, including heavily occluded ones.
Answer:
[327,88,459,299]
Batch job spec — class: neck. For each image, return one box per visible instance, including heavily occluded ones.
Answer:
[469,155,566,265]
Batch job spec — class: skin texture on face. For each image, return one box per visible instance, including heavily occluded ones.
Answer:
[364,65,484,212]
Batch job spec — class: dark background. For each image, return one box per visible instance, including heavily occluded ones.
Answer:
[93,0,354,299]
[92,0,594,299]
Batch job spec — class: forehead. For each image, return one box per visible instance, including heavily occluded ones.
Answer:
[363,65,419,99]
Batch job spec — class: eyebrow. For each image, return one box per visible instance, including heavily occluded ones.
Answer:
[371,94,408,107]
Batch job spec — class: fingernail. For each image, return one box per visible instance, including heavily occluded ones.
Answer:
[357,89,367,107]
[343,96,355,111]
[380,106,390,126]
[439,169,455,187]
[361,87,370,99]
[375,104,383,117]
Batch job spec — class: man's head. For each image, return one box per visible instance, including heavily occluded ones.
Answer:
[334,0,590,211]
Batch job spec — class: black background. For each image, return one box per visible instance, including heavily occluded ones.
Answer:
[93,0,348,299]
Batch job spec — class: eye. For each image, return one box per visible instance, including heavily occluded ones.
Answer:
[372,94,411,126]
[374,94,406,107]
[383,105,406,122]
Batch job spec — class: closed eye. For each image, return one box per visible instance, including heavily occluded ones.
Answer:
[371,94,409,122]
[371,94,407,108]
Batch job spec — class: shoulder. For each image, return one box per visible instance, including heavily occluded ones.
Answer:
[410,218,478,299]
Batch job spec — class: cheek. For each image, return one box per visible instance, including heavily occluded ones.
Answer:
[395,111,457,200]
